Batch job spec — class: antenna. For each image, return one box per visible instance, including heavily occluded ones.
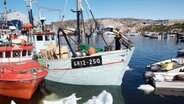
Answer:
[38,5,62,21]
[40,17,46,32]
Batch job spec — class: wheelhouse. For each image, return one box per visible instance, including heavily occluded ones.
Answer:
[0,43,34,62]
[32,31,57,54]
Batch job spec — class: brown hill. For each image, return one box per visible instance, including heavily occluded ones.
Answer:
[48,18,184,33]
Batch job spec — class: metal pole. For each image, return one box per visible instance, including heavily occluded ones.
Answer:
[27,0,34,26]
[76,0,80,45]
[58,28,76,57]
[4,0,7,30]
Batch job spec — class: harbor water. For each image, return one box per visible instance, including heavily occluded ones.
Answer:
[123,35,184,104]
[1,35,184,104]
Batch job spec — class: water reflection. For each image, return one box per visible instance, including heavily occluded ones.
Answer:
[154,88,184,97]
[42,80,125,104]
[0,95,32,104]
[0,80,125,104]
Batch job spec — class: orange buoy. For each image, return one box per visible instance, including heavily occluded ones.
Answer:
[23,23,33,30]
[88,47,96,55]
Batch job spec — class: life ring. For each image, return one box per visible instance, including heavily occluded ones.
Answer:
[13,51,20,57]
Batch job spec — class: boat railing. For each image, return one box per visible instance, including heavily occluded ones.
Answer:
[0,42,33,47]
[20,67,46,74]
[0,65,44,74]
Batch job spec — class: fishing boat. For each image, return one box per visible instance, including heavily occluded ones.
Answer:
[177,48,184,57]
[149,32,161,39]
[0,0,48,99]
[34,0,134,86]
[144,59,184,89]
[0,32,48,99]
[176,33,184,42]
[145,47,184,73]
[144,57,184,83]
[143,32,152,37]
[144,48,184,87]
[146,58,184,72]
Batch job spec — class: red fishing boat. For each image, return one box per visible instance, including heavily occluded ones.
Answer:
[0,0,48,99]
[0,40,48,99]
[0,21,48,99]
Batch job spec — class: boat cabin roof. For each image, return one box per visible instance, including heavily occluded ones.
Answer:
[0,43,34,52]
[33,30,55,35]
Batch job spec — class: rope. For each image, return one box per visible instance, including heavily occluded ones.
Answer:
[61,0,69,22]
[84,0,91,10]
[56,62,70,82]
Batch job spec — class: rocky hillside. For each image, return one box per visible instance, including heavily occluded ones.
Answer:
[48,18,184,33]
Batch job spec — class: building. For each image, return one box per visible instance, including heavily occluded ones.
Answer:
[0,11,28,30]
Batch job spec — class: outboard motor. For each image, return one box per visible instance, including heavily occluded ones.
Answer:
[144,71,154,84]
[148,64,161,72]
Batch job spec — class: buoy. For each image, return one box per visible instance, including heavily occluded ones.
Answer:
[137,84,155,94]
[144,71,154,79]
[23,23,33,30]
[88,47,96,55]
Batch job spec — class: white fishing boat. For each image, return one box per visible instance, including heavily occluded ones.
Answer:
[33,0,134,86]
[144,57,184,84]
[146,58,184,72]
[149,32,161,39]
[144,48,184,89]
[145,48,184,73]
[143,32,152,37]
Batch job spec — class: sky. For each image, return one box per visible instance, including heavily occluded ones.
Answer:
[0,0,184,23]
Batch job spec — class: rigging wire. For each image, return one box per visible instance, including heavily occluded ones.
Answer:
[83,0,92,33]
[61,0,69,22]
[84,0,99,29]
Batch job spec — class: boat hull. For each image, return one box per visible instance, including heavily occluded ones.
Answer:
[155,81,184,89]
[45,47,134,86]
[0,78,43,99]
[0,60,48,99]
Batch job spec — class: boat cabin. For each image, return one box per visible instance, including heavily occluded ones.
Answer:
[0,43,34,62]
[32,30,57,54]
[101,26,116,35]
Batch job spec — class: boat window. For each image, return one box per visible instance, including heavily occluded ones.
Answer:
[5,51,11,58]
[51,35,55,40]
[13,50,20,57]
[103,27,113,32]
[22,50,27,56]
[28,50,32,56]
[36,35,43,41]
[0,52,3,58]
[45,35,50,41]
[32,36,35,41]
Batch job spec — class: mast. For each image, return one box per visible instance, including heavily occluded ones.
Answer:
[76,0,81,45]
[27,0,34,26]
[3,0,7,30]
